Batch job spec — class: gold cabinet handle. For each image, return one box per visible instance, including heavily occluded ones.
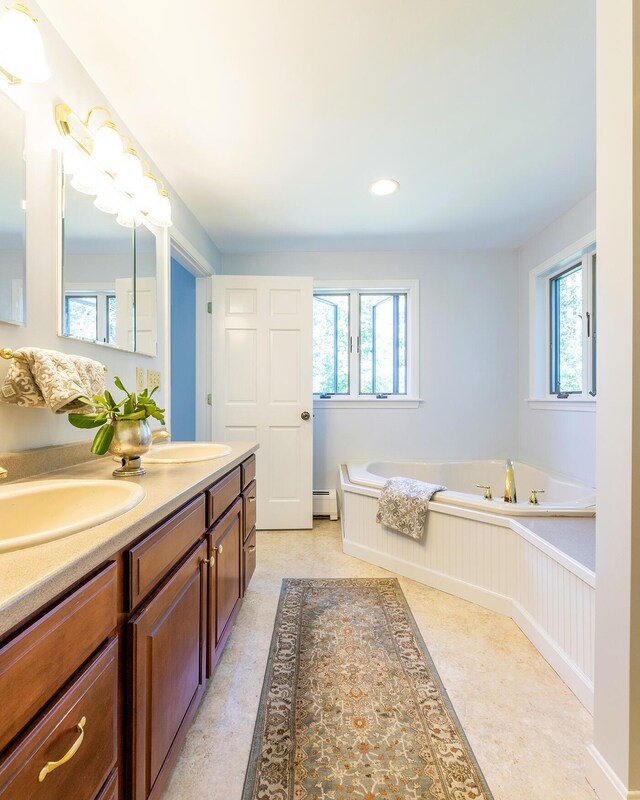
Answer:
[201,556,215,567]
[38,716,86,783]
[216,544,223,554]
[247,545,256,552]
[247,496,256,504]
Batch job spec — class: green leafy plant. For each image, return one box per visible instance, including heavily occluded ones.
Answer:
[68,376,165,455]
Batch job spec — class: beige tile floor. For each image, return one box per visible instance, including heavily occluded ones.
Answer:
[161,520,597,800]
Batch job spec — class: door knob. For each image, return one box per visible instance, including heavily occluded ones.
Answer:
[301,411,311,420]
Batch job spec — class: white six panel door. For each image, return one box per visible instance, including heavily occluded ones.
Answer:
[211,275,314,530]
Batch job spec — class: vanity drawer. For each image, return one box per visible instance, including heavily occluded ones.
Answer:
[207,467,241,527]
[96,770,118,800]
[0,562,117,753]
[0,637,118,799]
[128,494,206,611]
[241,455,256,489]
[243,528,257,594]
[242,481,257,540]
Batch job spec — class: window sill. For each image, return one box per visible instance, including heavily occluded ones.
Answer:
[526,398,596,412]
[314,397,422,409]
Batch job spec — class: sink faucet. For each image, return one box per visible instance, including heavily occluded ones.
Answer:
[151,428,171,444]
[504,459,517,503]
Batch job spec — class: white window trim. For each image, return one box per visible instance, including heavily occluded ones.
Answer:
[313,279,421,409]
[528,232,596,412]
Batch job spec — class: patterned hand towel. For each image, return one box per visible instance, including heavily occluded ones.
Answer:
[376,477,447,541]
[0,348,106,413]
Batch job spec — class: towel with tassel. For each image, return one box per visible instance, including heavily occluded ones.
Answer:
[376,476,446,541]
[0,348,106,413]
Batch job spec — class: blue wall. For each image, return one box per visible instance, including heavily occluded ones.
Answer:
[170,258,197,441]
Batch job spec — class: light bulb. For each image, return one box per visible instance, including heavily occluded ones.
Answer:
[70,158,102,195]
[91,124,123,173]
[94,183,122,215]
[147,191,172,228]
[135,174,160,213]
[116,150,143,195]
[116,198,142,229]
[0,4,50,83]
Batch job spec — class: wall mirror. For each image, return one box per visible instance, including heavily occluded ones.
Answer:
[0,91,26,326]
[60,160,158,355]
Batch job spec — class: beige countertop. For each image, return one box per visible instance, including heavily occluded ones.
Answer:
[0,441,258,639]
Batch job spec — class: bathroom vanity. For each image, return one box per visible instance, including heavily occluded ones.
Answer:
[0,443,257,800]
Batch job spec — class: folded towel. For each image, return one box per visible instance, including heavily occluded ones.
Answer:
[376,477,446,541]
[0,347,106,413]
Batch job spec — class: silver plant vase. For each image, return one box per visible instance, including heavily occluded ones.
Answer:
[109,419,152,477]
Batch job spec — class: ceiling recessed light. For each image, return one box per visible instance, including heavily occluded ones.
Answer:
[370,178,399,196]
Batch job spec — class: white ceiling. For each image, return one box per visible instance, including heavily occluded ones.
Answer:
[41,0,595,253]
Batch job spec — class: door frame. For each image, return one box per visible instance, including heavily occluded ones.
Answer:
[166,228,216,441]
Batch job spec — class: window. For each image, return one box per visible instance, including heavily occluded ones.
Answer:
[64,295,98,341]
[64,292,118,345]
[313,281,418,406]
[529,238,596,407]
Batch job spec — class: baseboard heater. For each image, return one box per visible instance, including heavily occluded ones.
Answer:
[313,489,339,520]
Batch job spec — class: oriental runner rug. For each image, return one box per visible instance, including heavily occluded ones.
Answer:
[242,578,493,800]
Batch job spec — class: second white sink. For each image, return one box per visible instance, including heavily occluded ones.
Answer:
[0,479,145,553]
[143,442,233,464]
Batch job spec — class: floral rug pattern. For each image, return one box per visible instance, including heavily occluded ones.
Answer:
[242,578,493,800]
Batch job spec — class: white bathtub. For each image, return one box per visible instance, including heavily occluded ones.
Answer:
[347,459,595,516]
[340,461,596,710]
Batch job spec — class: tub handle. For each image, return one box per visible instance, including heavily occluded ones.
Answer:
[476,484,492,501]
[529,489,545,505]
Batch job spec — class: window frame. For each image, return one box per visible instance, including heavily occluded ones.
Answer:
[313,279,420,409]
[528,234,596,411]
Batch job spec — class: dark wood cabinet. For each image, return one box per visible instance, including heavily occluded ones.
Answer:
[207,497,243,676]
[242,481,257,541]
[243,528,257,594]
[129,540,208,800]
[0,451,257,800]
[0,638,118,800]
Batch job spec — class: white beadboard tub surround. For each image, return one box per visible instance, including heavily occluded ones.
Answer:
[339,466,596,711]
[348,459,596,516]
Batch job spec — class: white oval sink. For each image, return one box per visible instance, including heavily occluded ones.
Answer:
[143,442,233,464]
[0,479,145,553]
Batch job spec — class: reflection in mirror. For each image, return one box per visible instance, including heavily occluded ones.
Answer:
[0,92,26,325]
[61,160,158,355]
[134,223,157,356]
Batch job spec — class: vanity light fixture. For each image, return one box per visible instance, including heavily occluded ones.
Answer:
[0,2,49,84]
[370,178,400,196]
[55,102,173,229]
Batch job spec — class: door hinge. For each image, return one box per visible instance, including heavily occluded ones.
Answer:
[207,393,212,405]
[207,302,212,314]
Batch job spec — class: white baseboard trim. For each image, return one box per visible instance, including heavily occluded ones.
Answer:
[342,538,594,712]
[586,744,640,800]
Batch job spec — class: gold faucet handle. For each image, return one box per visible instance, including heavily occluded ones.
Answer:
[151,428,171,444]
[529,489,545,505]
[476,484,492,501]
[0,467,7,480]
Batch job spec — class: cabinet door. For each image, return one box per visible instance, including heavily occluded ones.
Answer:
[207,498,242,676]
[129,540,207,800]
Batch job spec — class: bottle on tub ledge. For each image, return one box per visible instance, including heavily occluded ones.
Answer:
[504,459,517,503]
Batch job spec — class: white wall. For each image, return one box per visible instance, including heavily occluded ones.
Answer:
[0,3,219,453]
[516,191,597,486]
[222,250,519,490]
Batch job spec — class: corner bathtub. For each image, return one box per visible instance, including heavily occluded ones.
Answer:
[347,459,595,516]
[339,460,596,711]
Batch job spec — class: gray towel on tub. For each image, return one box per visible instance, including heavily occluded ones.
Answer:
[376,477,447,541]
